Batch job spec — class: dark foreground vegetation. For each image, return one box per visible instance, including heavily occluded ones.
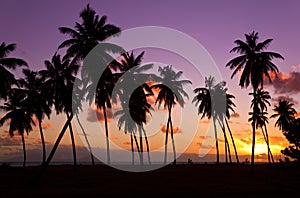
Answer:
[0,164,299,197]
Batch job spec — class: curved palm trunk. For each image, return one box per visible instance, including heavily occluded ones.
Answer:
[38,120,46,165]
[130,133,134,165]
[21,133,26,168]
[138,126,144,166]
[218,118,231,164]
[142,127,151,165]
[251,90,257,167]
[103,105,111,165]
[164,116,170,165]
[67,113,77,167]
[262,125,274,163]
[213,115,219,165]
[76,113,94,165]
[225,118,239,163]
[133,133,140,153]
[45,113,73,166]
[169,106,176,165]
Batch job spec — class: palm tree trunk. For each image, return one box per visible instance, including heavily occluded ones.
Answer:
[103,105,111,165]
[218,119,232,163]
[218,118,231,164]
[169,106,176,165]
[21,133,26,168]
[251,90,257,167]
[38,120,46,165]
[130,133,134,165]
[67,113,77,167]
[225,118,239,163]
[142,127,151,165]
[133,133,140,153]
[76,113,94,165]
[262,125,274,163]
[45,113,73,166]
[164,116,170,165]
[213,115,219,165]
[138,126,144,166]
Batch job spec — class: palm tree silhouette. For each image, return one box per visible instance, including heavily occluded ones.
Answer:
[226,31,284,166]
[0,42,28,100]
[114,51,154,165]
[42,54,79,167]
[0,90,36,167]
[249,89,274,163]
[19,69,51,164]
[58,4,121,65]
[152,65,191,165]
[193,76,239,164]
[58,4,123,165]
[271,100,297,132]
[216,84,239,163]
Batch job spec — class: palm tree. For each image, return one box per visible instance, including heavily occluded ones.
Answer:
[193,77,219,164]
[19,69,51,164]
[0,42,28,100]
[194,76,239,164]
[216,85,239,163]
[249,88,274,163]
[0,90,36,167]
[58,4,123,165]
[270,100,297,132]
[226,31,284,166]
[58,4,121,64]
[42,54,79,166]
[152,65,191,165]
[114,51,154,165]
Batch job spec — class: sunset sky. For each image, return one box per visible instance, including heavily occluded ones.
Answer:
[1,0,300,164]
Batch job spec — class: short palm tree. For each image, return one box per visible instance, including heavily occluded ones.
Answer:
[271,100,297,132]
[226,31,284,166]
[152,65,191,165]
[0,42,28,100]
[19,69,51,164]
[0,90,36,167]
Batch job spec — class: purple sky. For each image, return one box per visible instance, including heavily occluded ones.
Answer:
[1,0,300,163]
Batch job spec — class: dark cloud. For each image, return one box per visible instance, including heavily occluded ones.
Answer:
[86,108,113,122]
[268,71,300,94]
[271,95,298,105]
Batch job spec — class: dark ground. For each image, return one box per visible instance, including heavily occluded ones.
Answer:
[0,163,299,197]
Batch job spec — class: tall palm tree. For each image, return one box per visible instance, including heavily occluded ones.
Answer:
[249,88,274,163]
[58,4,123,165]
[114,51,154,165]
[270,100,297,132]
[0,42,28,100]
[226,31,284,166]
[0,90,36,167]
[193,76,239,164]
[216,85,239,163]
[42,54,79,166]
[19,69,51,164]
[152,65,191,165]
[193,76,219,164]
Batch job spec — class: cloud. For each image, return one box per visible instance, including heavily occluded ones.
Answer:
[160,124,181,134]
[86,107,113,122]
[230,112,240,118]
[42,122,52,129]
[271,95,298,105]
[267,71,300,94]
